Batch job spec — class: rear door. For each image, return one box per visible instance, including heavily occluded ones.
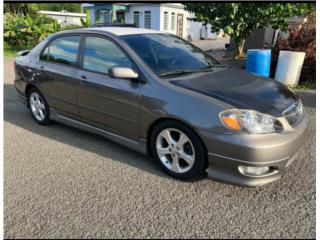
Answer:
[38,35,81,119]
[76,34,141,140]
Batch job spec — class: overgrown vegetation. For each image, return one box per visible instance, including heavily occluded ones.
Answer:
[4,3,86,56]
[4,13,61,51]
[271,12,316,87]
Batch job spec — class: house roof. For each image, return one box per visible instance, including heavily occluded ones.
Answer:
[39,10,86,17]
[88,27,163,36]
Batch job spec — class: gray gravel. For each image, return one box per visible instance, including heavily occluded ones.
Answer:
[4,57,315,239]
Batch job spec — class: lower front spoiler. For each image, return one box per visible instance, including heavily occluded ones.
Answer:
[206,150,300,187]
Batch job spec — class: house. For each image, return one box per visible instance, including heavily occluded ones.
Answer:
[39,10,86,27]
[81,3,223,41]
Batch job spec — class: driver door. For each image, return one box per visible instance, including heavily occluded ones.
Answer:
[76,35,141,140]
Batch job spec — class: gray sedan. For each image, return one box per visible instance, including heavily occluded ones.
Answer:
[14,27,308,186]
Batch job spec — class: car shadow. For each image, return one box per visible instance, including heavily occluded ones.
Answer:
[4,83,175,180]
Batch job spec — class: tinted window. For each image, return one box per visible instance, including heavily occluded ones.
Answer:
[40,46,49,61]
[121,34,219,76]
[48,36,80,67]
[83,36,132,74]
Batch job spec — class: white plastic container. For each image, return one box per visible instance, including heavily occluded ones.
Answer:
[274,51,305,87]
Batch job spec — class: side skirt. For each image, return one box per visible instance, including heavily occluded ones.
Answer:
[50,109,148,155]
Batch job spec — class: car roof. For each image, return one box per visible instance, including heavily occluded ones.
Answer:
[84,27,163,36]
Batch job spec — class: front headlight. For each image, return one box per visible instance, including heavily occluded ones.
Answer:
[219,109,283,134]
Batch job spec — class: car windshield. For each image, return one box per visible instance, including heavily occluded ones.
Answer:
[120,34,221,77]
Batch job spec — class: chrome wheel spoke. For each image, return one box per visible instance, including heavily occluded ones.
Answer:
[160,129,174,145]
[179,151,194,166]
[157,147,170,156]
[38,102,45,110]
[171,154,180,172]
[176,134,189,148]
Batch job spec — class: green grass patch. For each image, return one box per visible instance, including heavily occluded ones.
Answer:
[294,82,316,90]
[4,49,17,58]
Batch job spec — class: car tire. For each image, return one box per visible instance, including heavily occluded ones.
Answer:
[150,120,207,180]
[28,87,51,125]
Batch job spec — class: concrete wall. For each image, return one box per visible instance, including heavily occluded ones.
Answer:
[39,11,86,26]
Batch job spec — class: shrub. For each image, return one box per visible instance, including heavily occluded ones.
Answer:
[271,12,316,84]
[4,12,61,50]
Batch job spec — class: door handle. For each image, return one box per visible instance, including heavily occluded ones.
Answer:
[80,75,87,85]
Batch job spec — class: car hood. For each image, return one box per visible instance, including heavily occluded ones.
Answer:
[171,68,298,117]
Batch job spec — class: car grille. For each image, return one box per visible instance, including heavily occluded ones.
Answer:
[282,100,304,126]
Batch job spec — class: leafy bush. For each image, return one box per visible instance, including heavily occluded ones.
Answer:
[61,24,82,31]
[271,12,316,85]
[4,12,61,50]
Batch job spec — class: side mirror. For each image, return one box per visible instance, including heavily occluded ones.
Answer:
[108,67,139,79]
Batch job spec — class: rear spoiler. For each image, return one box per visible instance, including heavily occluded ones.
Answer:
[16,50,31,57]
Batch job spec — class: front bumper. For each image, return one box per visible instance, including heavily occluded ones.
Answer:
[202,114,309,186]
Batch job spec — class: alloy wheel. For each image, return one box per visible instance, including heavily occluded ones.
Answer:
[156,128,195,173]
[29,92,46,122]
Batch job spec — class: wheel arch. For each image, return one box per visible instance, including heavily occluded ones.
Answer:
[25,83,38,98]
[146,117,208,158]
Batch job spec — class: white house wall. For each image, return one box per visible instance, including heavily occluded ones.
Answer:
[124,4,161,30]
[159,5,220,41]
[39,11,86,26]
[186,12,220,41]
[159,5,188,38]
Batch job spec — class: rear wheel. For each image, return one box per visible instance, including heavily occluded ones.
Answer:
[150,120,207,180]
[28,88,51,125]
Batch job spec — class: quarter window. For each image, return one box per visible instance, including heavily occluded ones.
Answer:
[40,46,49,61]
[82,36,133,74]
[47,36,80,67]
[164,11,168,31]
[144,11,151,29]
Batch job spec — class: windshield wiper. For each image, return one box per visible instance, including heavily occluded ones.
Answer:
[158,69,197,77]
[158,65,228,77]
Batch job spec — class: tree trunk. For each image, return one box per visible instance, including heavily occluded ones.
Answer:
[235,39,246,58]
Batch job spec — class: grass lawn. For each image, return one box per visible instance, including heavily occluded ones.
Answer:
[4,49,17,58]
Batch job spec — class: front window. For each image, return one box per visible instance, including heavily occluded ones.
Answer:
[121,34,219,76]
[82,36,132,74]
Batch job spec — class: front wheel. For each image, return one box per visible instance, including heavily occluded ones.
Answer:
[150,120,207,180]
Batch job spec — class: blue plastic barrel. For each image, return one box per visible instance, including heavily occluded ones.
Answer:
[246,49,271,78]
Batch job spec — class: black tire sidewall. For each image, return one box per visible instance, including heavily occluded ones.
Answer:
[28,88,51,125]
[150,120,207,180]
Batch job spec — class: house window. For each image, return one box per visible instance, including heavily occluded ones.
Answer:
[171,12,175,31]
[144,11,151,29]
[133,11,140,27]
[164,11,168,31]
[99,9,111,24]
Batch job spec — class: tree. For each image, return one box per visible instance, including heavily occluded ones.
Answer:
[184,3,315,57]
[4,3,38,15]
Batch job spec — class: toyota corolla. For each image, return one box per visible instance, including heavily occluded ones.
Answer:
[14,27,308,186]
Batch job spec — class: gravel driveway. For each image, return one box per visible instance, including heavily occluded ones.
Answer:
[4,57,315,238]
